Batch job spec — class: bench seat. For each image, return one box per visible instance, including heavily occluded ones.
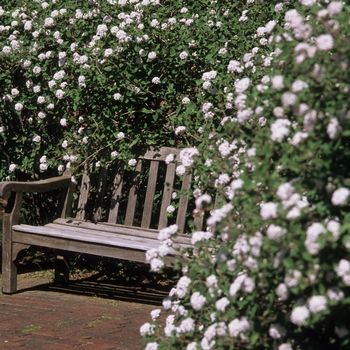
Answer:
[11,218,191,263]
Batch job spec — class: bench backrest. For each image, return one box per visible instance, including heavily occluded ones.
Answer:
[70,147,195,234]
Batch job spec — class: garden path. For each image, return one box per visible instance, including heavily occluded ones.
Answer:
[0,269,169,349]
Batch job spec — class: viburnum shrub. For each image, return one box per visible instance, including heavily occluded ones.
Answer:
[142,1,350,350]
[0,0,275,181]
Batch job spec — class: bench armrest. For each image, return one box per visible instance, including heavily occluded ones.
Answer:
[0,176,72,199]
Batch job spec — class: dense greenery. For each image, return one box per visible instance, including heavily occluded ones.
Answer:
[0,0,276,180]
[1,0,350,349]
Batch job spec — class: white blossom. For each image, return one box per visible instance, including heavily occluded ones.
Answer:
[260,202,278,220]
[331,188,350,206]
[290,305,309,326]
[277,183,294,201]
[150,258,164,272]
[113,93,122,101]
[152,77,161,84]
[191,231,213,245]
[191,292,206,311]
[178,317,195,333]
[144,342,158,350]
[308,295,327,314]
[228,317,250,337]
[179,51,188,60]
[269,324,286,339]
[40,163,48,171]
[140,322,155,336]
[316,34,334,51]
[55,89,65,99]
[271,75,284,90]
[44,17,55,27]
[37,96,45,104]
[328,2,343,16]
[277,283,289,301]
[327,118,341,139]
[128,158,137,167]
[270,119,291,142]
[327,220,340,240]
[14,103,23,111]
[148,51,157,59]
[117,132,125,140]
[278,344,293,350]
[215,297,230,312]
[166,205,175,214]
[176,276,191,299]
[234,78,250,94]
[327,286,344,301]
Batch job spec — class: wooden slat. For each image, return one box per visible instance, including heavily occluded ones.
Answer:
[45,223,159,243]
[92,166,107,222]
[141,161,159,228]
[0,176,71,199]
[12,224,174,253]
[108,161,124,224]
[54,218,157,235]
[176,170,192,233]
[193,211,204,231]
[13,231,163,264]
[75,165,92,220]
[52,218,192,245]
[124,160,142,226]
[158,162,176,230]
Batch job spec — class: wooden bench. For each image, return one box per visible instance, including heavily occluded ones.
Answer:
[0,147,196,294]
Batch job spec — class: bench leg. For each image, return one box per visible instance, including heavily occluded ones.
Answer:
[2,255,18,294]
[2,243,28,294]
[54,255,70,285]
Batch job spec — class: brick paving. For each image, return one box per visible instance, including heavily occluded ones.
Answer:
[0,272,170,350]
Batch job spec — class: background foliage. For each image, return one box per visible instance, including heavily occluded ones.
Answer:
[0,0,276,181]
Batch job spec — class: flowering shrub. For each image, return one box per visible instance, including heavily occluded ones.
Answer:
[142,1,350,349]
[2,0,350,349]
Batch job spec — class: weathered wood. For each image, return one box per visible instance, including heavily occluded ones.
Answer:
[93,166,108,222]
[50,218,192,245]
[141,161,159,228]
[2,192,23,294]
[13,224,174,251]
[176,170,193,233]
[13,230,155,264]
[0,176,71,200]
[124,159,142,226]
[75,165,92,220]
[158,162,176,230]
[108,161,125,223]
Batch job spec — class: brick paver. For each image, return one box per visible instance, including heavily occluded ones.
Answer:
[0,273,169,349]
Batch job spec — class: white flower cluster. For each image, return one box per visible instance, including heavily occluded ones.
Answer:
[290,295,328,326]
[174,147,199,176]
[335,259,350,286]
[146,224,178,273]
